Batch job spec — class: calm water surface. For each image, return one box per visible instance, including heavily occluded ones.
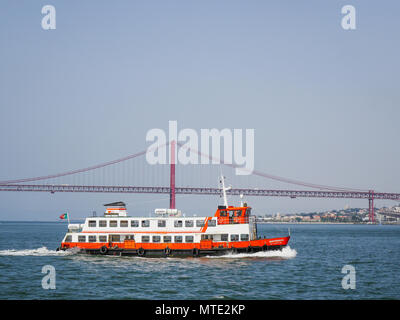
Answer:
[0,222,399,299]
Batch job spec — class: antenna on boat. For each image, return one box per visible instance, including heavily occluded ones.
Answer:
[219,175,231,207]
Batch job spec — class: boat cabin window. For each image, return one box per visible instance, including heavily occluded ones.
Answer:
[125,235,135,240]
[141,220,150,227]
[68,226,81,233]
[153,236,161,243]
[88,220,97,228]
[174,220,183,228]
[99,235,107,242]
[163,236,172,243]
[99,220,107,227]
[158,220,166,227]
[174,236,183,243]
[240,234,249,241]
[196,220,205,227]
[230,234,239,241]
[120,220,128,228]
[110,235,120,242]
[64,235,72,242]
[208,219,216,227]
[221,234,228,241]
[185,220,194,227]
[110,220,117,228]
[220,210,227,217]
[142,236,150,243]
[78,235,86,242]
[245,208,251,216]
[131,220,139,227]
[185,235,194,243]
[229,210,236,217]
[201,234,213,240]
[88,235,97,242]
[235,210,242,217]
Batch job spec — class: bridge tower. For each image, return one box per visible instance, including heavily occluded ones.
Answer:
[368,190,375,223]
[170,140,176,209]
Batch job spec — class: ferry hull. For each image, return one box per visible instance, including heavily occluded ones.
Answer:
[59,236,290,258]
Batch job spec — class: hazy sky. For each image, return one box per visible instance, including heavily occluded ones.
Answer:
[0,1,399,220]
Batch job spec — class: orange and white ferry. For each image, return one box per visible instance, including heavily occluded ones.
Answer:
[58,177,290,257]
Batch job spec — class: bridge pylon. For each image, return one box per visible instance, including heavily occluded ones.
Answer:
[169,140,176,209]
[368,190,375,223]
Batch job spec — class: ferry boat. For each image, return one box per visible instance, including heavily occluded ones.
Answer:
[58,177,290,257]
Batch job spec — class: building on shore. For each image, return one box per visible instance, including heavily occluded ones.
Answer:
[256,205,400,224]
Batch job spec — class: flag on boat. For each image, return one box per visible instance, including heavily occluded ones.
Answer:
[59,213,68,220]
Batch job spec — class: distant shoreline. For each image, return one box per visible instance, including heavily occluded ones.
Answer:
[257,221,400,225]
[257,221,355,225]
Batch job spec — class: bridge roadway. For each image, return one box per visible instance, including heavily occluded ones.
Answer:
[1,184,400,201]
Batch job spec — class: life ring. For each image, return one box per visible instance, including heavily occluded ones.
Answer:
[164,247,171,256]
[192,248,199,257]
[99,246,108,255]
[138,247,145,256]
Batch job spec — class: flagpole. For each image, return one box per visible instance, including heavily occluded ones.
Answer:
[67,213,70,225]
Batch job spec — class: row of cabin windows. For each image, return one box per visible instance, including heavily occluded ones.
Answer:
[88,219,216,228]
[202,234,249,241]
[219,208,251,217]
[70,234,249,243]
[231,234,249,241]
[74,235,194,243]
[141,235,193,243]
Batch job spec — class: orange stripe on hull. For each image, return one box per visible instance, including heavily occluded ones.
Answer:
[61,236,290,251]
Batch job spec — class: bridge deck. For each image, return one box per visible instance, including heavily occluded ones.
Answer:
[0,184,399,200]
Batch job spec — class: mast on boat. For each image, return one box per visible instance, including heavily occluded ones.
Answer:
[220,175,231,207]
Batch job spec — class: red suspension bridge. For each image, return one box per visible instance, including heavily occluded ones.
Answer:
[0,142,399,223]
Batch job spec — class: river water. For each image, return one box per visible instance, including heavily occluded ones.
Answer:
[0,222,399,299]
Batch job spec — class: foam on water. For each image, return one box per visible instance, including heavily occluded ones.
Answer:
[205,246,297,259]
[0,246,297,259]
[0,246,78,256]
